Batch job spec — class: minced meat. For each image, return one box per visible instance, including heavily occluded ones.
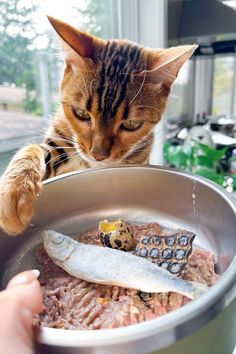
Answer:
[33,223,218,330]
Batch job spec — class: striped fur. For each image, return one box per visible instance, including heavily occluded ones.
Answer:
[96,41,144,120]
[0,19,196,235]
[40,38,158,178]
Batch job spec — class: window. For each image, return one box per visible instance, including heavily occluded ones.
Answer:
[212,55,236,116]
[0,0,115,174]
[166,60,195,119]
[164,60,195,142]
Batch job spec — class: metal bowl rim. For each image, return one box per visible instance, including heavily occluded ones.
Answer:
[36,165,236,347]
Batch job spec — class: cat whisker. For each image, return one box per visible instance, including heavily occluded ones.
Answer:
[44,146,76,154]
[135,105,161,114]
[54,153,73,167]
[74,147,85,159]
[45,152,70,167]
[80,76,90,99]
[53,124,73,136]
[11,137,38,147]
[73,145,97,166]
[45,134,75,147]
[122,133,153,160]
[129,70,147,105]
[44,125,74,146]
[152,126,164,138]
[89,76,96,96]
[13,121,73,151]
[123,126,164,161]
[10,132,48,149]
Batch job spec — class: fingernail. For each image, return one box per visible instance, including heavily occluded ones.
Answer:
[8,269,40,287]
[32,269,40,279]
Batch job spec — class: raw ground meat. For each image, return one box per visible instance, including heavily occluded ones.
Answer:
[33,223,219,330]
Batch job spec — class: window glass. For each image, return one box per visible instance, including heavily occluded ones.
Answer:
[164,60,195,140]
[166,61,194,117]
[212,56,235,116]
[0,0,114,174]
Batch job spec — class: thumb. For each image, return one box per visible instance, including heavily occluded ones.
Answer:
[6,269,43,314]
[0,270,43,354]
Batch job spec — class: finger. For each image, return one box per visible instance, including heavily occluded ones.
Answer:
[0,272,43,354]
[0,279,43,315]
[7,269,40,288]
[0,297,34,354]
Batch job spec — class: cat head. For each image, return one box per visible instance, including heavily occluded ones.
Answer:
[48,16,197,166]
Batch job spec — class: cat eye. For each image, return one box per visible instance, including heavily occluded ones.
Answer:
[71,106,91,121]
[120,120,143,131]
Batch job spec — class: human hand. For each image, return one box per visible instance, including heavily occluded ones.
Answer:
[0,270,43,354]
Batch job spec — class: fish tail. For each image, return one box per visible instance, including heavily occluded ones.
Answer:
[189,281,208,299]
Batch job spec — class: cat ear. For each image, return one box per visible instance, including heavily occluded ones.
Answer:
[138,45,197,88]
[47,16,103,68]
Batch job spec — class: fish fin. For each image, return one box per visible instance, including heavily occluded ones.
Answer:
[189,281,208,299]
[93,278,112,285]
[85,277,119,287]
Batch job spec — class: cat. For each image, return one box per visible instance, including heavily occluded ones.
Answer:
[0,16,197,236]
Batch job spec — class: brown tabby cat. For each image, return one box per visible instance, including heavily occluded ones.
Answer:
[0,16,197,236]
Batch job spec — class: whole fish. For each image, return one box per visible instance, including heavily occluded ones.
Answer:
[42,230,208,299]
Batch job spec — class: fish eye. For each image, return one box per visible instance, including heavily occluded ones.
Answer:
[52,234,64,245]
[120,120,143,131]
[71,106,91,121]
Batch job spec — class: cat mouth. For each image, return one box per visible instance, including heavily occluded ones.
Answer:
[76,149,122,167]
[82,152,108,165]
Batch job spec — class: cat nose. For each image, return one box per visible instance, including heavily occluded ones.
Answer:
[90,135,111,161]
[91,151,109,161]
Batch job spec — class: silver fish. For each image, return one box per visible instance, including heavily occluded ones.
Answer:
[42,230,208,299]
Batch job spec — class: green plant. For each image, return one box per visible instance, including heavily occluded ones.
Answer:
[164,140,235,190]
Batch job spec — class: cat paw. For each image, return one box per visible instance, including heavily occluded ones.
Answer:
[0,172,42,236]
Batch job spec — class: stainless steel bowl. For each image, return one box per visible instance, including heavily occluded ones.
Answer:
[1,166,236,354]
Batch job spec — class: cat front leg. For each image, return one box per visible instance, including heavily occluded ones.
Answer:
[0,144,46,236]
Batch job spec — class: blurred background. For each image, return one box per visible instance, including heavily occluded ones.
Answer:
[1,0,236,191]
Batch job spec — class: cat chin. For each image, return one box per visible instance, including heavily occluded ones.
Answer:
[85,159,109,168]
[77,151,115,168]
[78,151,123,168]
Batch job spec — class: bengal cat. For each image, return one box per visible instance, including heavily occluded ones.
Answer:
[0,16,197,235]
